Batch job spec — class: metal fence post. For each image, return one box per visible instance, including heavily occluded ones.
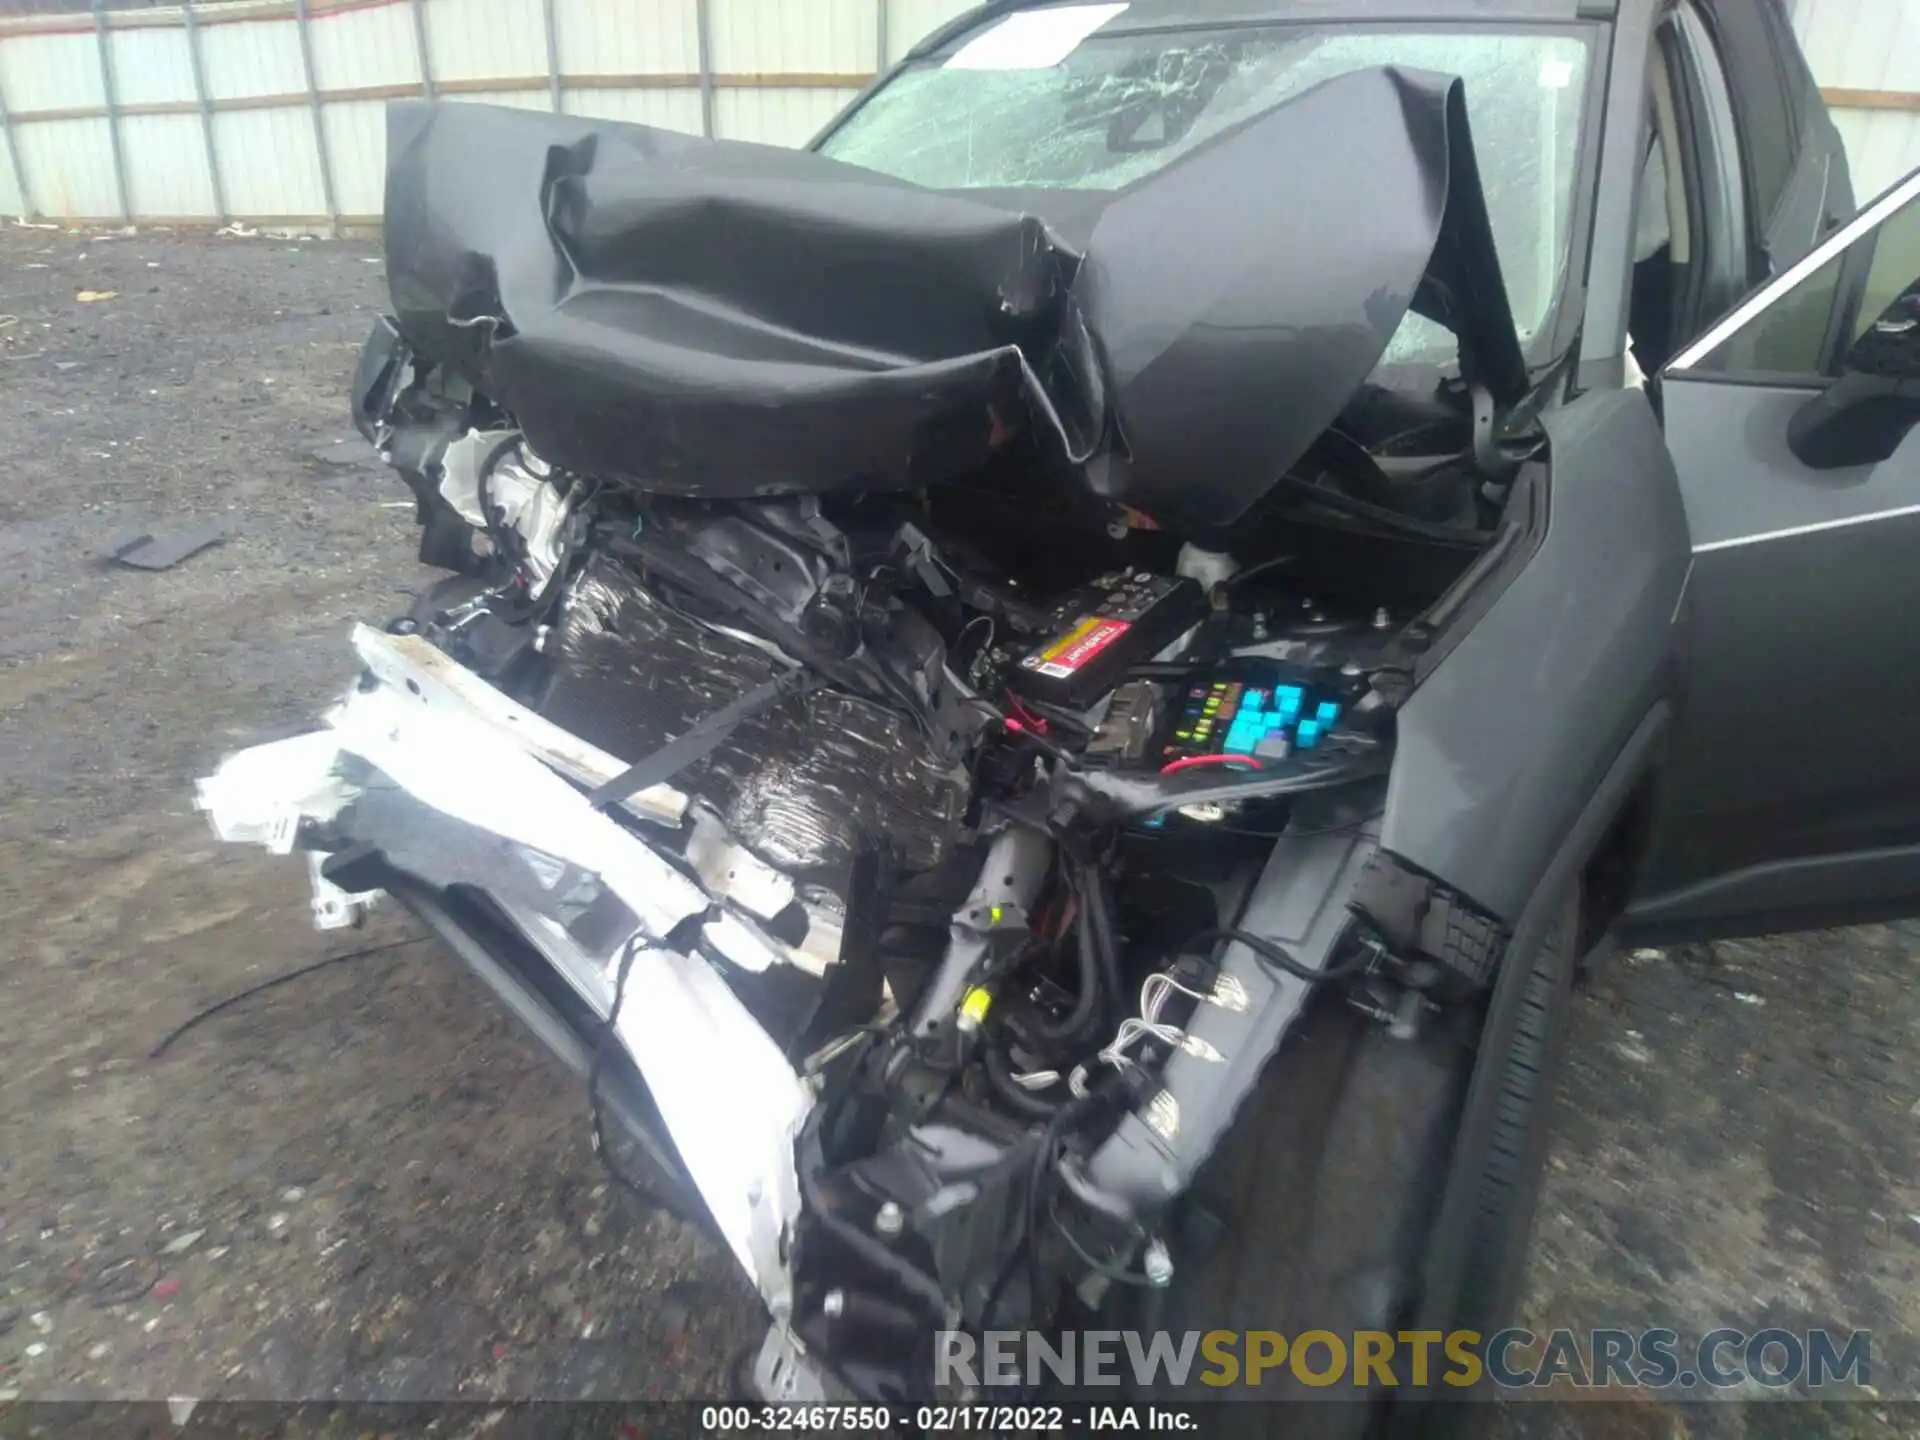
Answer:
[0,68,33,220]
[541,0,562,112]
[292,0,340,235]
[875,0,888,72]
[182,1,229,224]
[410,0,435,98]
[90,0,131,221]
[695,0,716,137]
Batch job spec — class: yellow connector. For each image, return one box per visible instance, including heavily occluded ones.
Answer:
[958,985,994,1033]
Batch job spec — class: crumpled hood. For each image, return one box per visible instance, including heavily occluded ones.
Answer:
[383,65,1524,530]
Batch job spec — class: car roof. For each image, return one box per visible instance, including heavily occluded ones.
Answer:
[911,0,1614,52]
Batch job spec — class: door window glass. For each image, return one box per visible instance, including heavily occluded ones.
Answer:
[1679,175,1920,377]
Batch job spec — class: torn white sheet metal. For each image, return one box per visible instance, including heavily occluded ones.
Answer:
[195,730,357,853]
[438,430,572,595]
[197,652,705,941]
[686,807,795,921]
[306,850,382,930]
[702,909,792,976]
[794,899,845,976]
[328,684,706,939]
[353,625,688,829]
[615,943,812,1318]
[705,897,848,977]
[497,897,622,1011]
[492,898,811,1319]
[196,647,810,1314]
[354,629,825,948]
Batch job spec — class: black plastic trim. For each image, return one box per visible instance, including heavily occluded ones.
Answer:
[1622,840,1920,943]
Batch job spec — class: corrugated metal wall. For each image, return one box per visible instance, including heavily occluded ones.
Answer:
[1790,0,1920,201]
[0,0,1910,226]
[0,0,974,224]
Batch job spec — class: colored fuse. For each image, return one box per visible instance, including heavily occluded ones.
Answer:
[1315,700,1341,724]
[1296,718,1322,748]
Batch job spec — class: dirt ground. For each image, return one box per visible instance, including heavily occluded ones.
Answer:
[1,225,1917,1436]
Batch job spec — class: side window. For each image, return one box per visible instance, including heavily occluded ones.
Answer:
[1680,175,1920,378]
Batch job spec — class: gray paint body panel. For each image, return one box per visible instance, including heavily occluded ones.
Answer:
[1663,379,1904,544]
[1636,378,1920,901]
[1380,389,1691,922]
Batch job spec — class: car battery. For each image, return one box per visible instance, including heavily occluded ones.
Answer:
[1158,670,1344,767]
[1009,572,1206,710]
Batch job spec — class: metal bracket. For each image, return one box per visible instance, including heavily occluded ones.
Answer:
[750,1325,834,1403]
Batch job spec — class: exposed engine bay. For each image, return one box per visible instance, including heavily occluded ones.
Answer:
[197,78,1555,1402]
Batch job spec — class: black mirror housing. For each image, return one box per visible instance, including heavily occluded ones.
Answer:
[1788,371,1920,469]
[1788,281,1920,469]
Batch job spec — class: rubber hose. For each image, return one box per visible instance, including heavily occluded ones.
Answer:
[1034,872,1102,1045]
[1085,867,1125,1020]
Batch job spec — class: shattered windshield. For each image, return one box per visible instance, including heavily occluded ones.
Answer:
[819,14,1592,360]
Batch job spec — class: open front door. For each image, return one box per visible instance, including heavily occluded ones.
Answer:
[1629,168,1920,941]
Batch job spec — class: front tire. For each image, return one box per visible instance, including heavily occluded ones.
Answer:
[1135,883,1581,1437]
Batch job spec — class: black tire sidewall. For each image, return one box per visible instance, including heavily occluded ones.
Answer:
[1407,881,1581,1438]
[1132,883,1581,1438]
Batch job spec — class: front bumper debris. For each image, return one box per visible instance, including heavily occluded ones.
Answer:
[195,623,815,1321]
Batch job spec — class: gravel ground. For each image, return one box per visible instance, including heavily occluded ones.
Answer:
[1,225,1916,1436]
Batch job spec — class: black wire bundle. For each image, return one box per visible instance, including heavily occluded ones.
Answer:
[587,932,650,1199]
[1181,925,1374,985]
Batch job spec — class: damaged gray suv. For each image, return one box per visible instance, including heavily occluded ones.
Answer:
[198,0,1920,1425]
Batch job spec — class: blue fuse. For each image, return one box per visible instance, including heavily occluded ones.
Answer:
[1315,700,1341,725]
[1295,718,1322,748]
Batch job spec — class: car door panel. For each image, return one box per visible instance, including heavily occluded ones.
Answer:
[1756,0,1854,243]
[1381,390,1690,926]
[1663,378,1920,542]
[1646,409,1920,881]
[1698,0,1851,273]
[1631,170,1920,937]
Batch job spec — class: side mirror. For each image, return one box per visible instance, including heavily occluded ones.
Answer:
[1789,282,1920,469]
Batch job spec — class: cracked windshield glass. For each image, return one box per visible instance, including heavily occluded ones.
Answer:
[821,9,1591,362]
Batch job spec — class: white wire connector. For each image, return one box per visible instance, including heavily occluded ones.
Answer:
[1208,972,1251,1012]
[1067,967,1235,1097]
[1177,1033,1226,1063]
[1141,969,1249,1019]
[1012,1067,1062,1091]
